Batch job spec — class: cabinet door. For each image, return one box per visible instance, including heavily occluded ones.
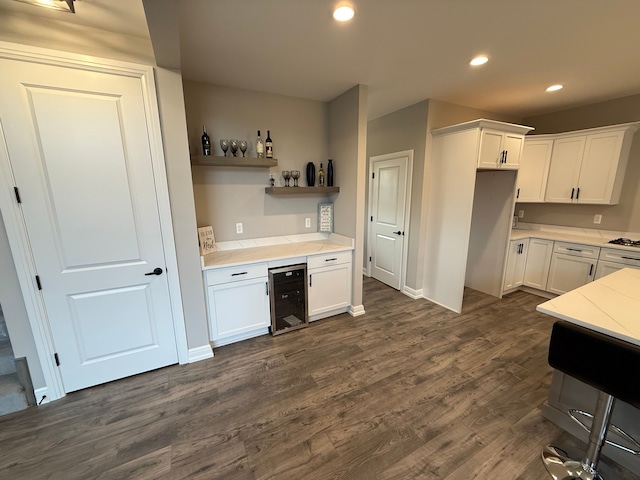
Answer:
[308,263,352,319]
[594,260,640,280]
[502,133,524,169]
[517,139,553,202]
[576,131,625,204]
[523,238,554,289]
[208,277,270,343]
[478,129,506,168]
[546,253,595,295]
[503,240,528,291]
[545,136,585,203]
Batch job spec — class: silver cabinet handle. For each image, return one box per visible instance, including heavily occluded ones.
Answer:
[566,248,582,252]
[231,271,248,276]
[309,274,312,287]
[265,282,269,295]
[589,264,594,276]
[325,257,338,262]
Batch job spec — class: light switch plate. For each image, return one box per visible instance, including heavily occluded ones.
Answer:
[236,223,243,234]
[593,214,602,225]
[305,218,311,228]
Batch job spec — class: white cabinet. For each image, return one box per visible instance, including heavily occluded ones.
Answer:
[516,138,553,202]
[546,242,599,295]
[307,251,352,321]
[478,128,526,169]
[205,263,270,346]
[544,124,639,205]
[523,238,554,290]
[594,247,640,280]
[503,239,529,292]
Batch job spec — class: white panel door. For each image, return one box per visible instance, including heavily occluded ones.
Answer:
[478,130,505,168]
[577,131,624,204]
[369,155,408,290]
[0,59,178,392]
[517,139,553,202]
[546,253,595,295]
[502,133,523,169]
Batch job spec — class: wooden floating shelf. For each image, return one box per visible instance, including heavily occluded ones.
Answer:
[265,186,340,195]
[191,155,278,168]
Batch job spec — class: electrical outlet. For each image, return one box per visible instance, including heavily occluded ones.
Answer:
[593,214,602,225]
[305,218,311,228]
[236,222,243,234]
[518,210,525,219]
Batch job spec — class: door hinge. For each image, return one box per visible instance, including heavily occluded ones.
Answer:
[369,256,372,262]
[35,275,42,290]
[54,353,60,366]
[14,186,22,204]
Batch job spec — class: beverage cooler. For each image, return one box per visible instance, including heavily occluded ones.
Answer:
[268,264,308,335]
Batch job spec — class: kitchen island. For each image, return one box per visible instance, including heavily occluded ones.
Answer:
[536,268,640,475]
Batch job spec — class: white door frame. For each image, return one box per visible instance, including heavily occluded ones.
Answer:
[0,42,189,401]
[366,150,413,292]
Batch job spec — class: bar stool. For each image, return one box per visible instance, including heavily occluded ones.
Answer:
[542,321,640,479]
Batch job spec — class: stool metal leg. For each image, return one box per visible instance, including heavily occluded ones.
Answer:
[542,391,614,480]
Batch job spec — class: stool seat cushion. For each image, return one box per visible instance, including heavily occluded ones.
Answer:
[549,321,640,409]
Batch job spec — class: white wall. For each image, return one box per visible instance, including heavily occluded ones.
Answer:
[183,81,330,241]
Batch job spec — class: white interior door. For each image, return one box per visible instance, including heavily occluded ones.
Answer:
[368,153,410,290]
[0,58,178,392]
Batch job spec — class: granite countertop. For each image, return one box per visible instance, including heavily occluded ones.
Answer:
[201,233,353,270]
[537,268,640,347]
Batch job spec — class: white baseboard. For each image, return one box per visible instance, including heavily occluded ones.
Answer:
[34,387,49,405]
[188,344,214,363]
[348,304,365,317]
[402,286,423,299]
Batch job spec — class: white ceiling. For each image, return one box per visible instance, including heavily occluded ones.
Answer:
[2,0,640,120]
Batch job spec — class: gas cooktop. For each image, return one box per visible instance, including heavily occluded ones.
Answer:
[609,238,640,248]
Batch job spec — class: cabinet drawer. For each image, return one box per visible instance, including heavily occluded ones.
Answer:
[553,242,600,259]
[307,251,351,269]
[205,262,268,286]
[599,247,640,267]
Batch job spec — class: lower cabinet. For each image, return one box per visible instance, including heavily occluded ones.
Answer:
[594,247,640,280]
[308,251,352,321]
[523,238,554,290]
[503,239,529,292]
[205,263,270,347]
[547,242,600,295]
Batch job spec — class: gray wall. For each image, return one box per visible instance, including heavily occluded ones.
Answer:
[366,101,429,290]
[329,85,368,309]
[183,81,330,241]
[519,94,640,232]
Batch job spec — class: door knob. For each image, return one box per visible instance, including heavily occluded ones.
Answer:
[393,231,402,235]
[144,267,163,276]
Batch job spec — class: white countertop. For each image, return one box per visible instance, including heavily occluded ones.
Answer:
[510,224,640,253]
[537,268,640,347]
[201,233,353,270]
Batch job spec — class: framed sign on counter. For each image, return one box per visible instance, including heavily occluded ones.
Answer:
[318,202,334,233]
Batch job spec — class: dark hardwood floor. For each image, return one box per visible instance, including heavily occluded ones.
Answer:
[0,278,637,479]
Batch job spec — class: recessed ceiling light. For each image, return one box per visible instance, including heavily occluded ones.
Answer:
[13,0,75,13]
[546,84,564,92]
[333,5,355,22]
[469,55,489,66]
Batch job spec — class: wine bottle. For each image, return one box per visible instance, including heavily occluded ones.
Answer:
[201,125,211,156]
[256,130,264,158]
[327,159,334,186]
[265,130,273,159]
[318,162,325,187]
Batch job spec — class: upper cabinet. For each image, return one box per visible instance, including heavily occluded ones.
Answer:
[478,129,528,169]
[516,137,553,202]
[543,123,639,205]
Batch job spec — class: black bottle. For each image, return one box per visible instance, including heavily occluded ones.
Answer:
[265,130,273,158]
[327,159,334,186]
[201,126,211,156]
[306,162,316,187]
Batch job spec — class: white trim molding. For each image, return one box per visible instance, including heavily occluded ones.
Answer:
[188,344,214,363]
[348,305,366,317]
[402,286,423,299]
[34,387,49,405]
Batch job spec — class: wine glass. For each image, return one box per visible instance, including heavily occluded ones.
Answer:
[282,170,291,187]
[220,139,229,156]
[239,140,248,157]
[291,170,300,187]
[230,139,239,157]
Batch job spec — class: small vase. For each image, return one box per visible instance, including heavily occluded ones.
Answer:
[327,159,334,187]
[306,162,316,187]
